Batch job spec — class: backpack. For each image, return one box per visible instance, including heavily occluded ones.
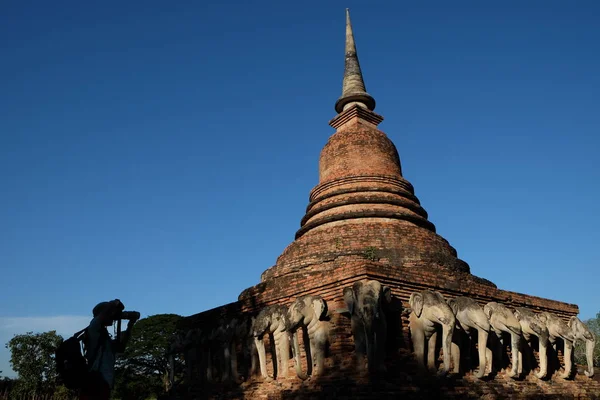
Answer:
[55,328,93,389]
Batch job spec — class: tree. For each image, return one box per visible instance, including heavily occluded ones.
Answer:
[574,312,600,370]
[114,314,183,399]
[5,331,63,397]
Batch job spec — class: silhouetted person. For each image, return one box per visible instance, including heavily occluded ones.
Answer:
[80,299,138,400]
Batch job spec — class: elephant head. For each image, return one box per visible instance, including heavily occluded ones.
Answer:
[343,279,391,374]
[287,295,329,380]
[483,302,521,378]
[251,304,292,380]
[569,316,595,378]
[169,331,187,355]
[409,290,456,375]
[447,296,490,378]
[288,295,327,330]
[540,311,575,379]
[514,307,548,379]
[181,328,203,383]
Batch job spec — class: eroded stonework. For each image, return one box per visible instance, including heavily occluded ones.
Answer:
[175,9,599,400]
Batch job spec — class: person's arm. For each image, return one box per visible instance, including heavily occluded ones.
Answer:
[115,317,139,353]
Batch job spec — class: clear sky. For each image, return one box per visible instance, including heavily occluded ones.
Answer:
[1,1,599,377]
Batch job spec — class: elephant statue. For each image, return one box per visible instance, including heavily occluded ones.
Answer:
[409,290,456,375]
[569,316,595,378]
[167,331,186,390]
[483,302,521,378]
[205,326,221,383]
[540,312,575,379]
[251,304,292,380]
[287,295,329,380]
[213,317,249,383]
[244,317,259,379]
[514,307,548,379]
[447,296,491,378]
[181,328,204,384]
[343,279,391,374]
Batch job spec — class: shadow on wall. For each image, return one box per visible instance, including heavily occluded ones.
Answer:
[174,290,598,400]
[186,349,589,400]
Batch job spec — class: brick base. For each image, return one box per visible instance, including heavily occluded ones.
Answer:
[177,261,598,399]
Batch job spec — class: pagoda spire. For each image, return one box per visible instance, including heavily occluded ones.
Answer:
[334,9,376,114]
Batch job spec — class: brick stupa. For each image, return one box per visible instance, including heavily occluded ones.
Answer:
[261,9,489,287]
[179,10,599,399]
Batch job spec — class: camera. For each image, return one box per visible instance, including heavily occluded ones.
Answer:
[118,311,141,320]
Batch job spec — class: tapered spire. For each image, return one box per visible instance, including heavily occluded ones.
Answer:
[334,9,376,114]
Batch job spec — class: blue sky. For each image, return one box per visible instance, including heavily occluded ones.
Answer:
[1,1,599,377]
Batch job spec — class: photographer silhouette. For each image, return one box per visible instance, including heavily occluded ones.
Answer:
[80,299,139,400]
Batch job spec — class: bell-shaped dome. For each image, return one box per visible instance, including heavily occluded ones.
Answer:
[259,9,492,287]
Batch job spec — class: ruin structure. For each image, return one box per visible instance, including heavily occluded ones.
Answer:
[176,10,600,399]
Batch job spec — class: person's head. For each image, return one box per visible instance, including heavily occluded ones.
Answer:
[93,302,115,327]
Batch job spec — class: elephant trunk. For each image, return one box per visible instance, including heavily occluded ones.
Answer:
[274,331,290,378]
[441,323,454,375]
[230,341,242,383]
[206,347,214,382]
[475,329,489,379]
[365,323,376,373]
[535,337,548,379]
[291,330,308,380]
[561,340,573,379]
[585,338,595,378]
[222,344,231,382]
[507,333,520,378]
[254,337,269,379]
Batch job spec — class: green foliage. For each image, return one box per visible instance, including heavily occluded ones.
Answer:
[5,331,63,397]
[51,385,76,400]
[362,246,379,261]
[574,312,600,368]
[113,314,183,399]
[3,316,185,399]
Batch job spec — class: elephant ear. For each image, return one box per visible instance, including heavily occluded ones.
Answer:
[447,298,458,316]
[570,317,593,340]
[513,308,522,321]
[483,304,493,320]
[343,287,355,315]
[409,292,423,318]
[312,298,327,320]
[382,285,392,304]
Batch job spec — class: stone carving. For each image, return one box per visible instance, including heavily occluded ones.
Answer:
[409,290,456,375]
[251,304,292,380]
[181,328,205,384]
[569,316,595,378]
[483,302,521,378]
[168,331,187,391]
[513,307,548,379]
[213,317,249,383]
[245,317,259,379]
[540,312,575,379]
[343,279,391,374]
[447,296,491,378]
[287,295,329,380]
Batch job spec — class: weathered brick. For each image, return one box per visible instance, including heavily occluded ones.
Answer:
[176,88,597,399]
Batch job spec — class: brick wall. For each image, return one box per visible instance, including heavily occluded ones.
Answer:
[174,107,597,398]
[177,261,598,399]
